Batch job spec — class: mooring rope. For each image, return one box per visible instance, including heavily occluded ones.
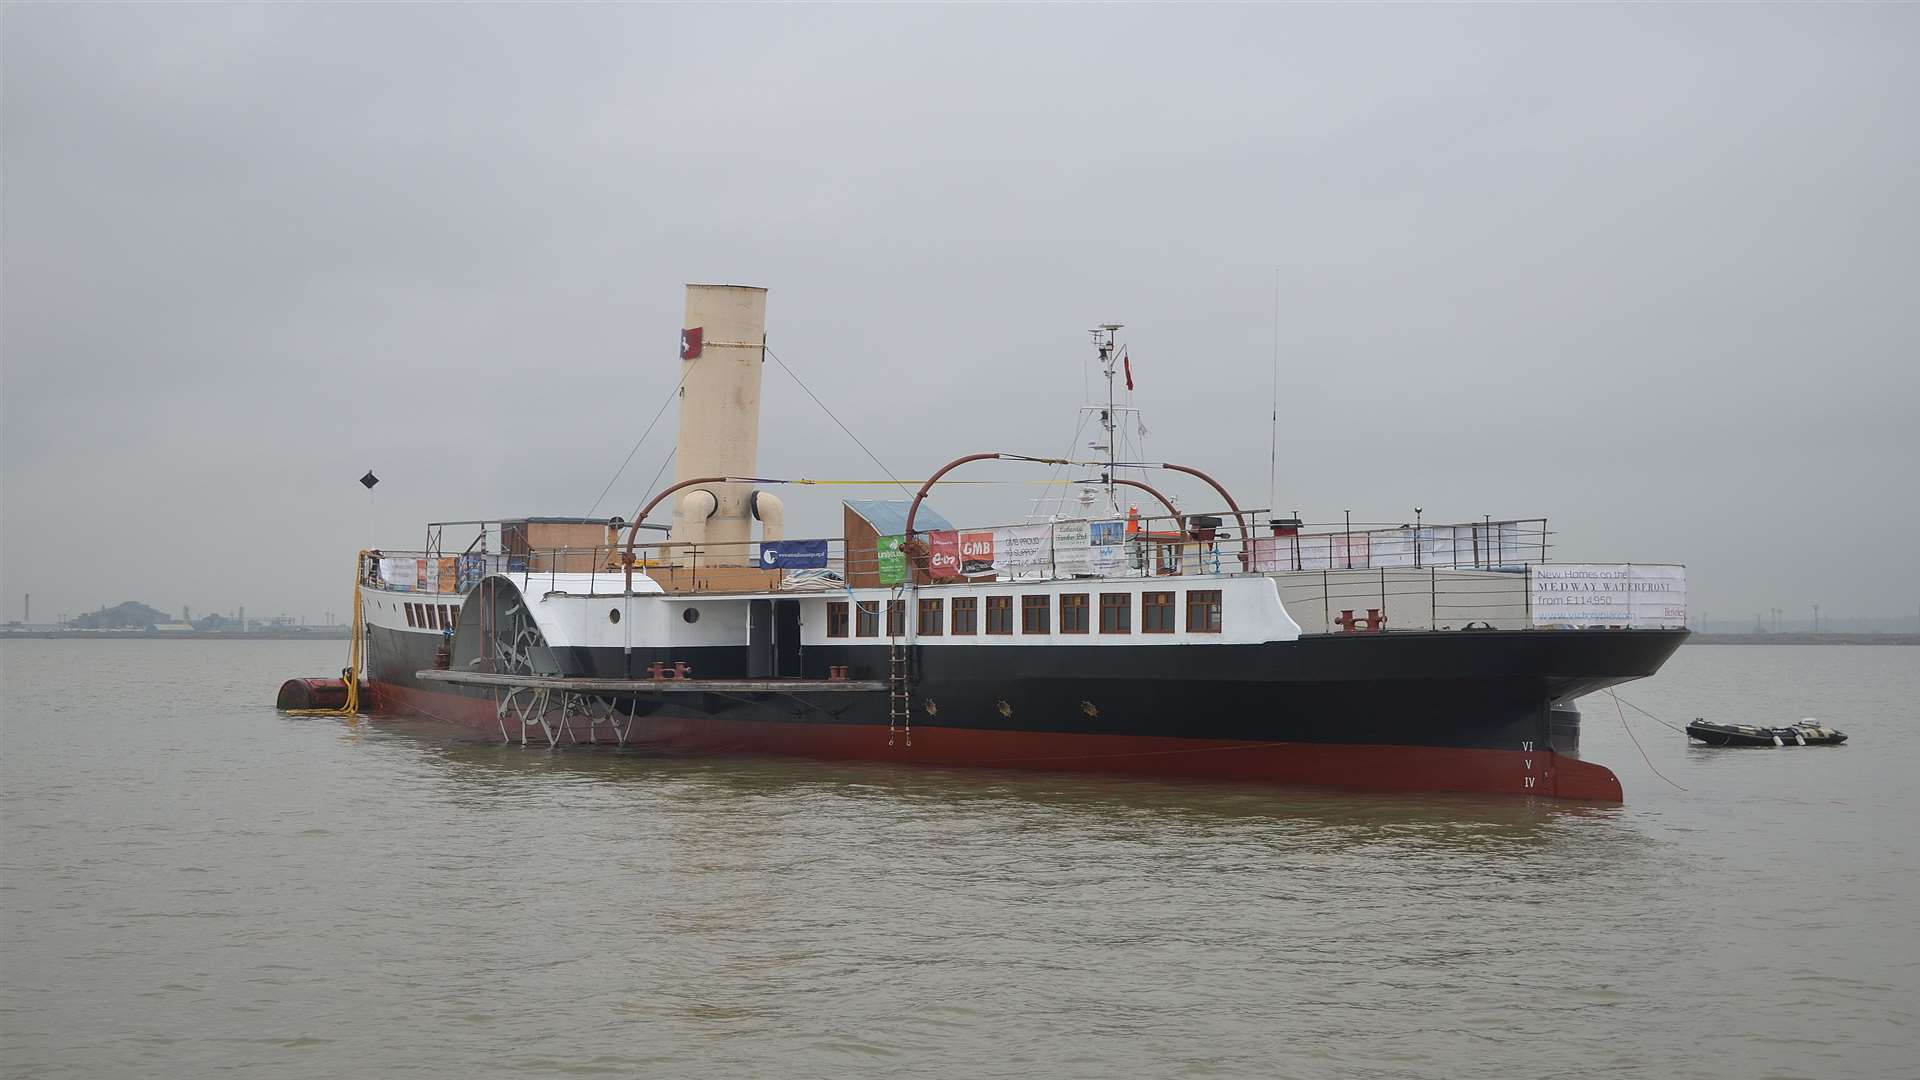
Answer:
[1608,692,1691,735]
[1608,689,1686,791]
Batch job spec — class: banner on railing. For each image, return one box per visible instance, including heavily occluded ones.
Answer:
[928,532,962,580]
[381,557,416,591]
[996,524,1052,579]
[456,554,486,591]
[1090,519,1129,576]
[437,557,458,593]
[877,534,907,585]
[1529,563,1687,628]
[1053,520,1091,575]
[960,531,995,575]
[760,539,829,570]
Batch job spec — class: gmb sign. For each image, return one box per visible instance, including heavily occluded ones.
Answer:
[1528,564,1687,628]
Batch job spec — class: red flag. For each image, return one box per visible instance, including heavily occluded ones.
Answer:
[680,326,703,360]
[1122,348,1134,391]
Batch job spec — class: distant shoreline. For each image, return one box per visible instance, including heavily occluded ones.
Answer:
[1,630,353,641]
[1686,633,1919,646]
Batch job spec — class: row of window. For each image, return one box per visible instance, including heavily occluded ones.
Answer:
[405,602,458,631]
[825,591,1222,639]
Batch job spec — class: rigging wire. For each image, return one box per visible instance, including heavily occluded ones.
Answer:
[1033,411,1091,523]
[764,347,915,500]
[1608,689,1688,791]
[638,447,676,515]
[584,356,702,518]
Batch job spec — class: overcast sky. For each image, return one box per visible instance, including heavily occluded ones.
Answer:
[4,4,1916,629]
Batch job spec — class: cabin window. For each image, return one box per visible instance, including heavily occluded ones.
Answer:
[985,596,1013,635]
[1021,595,1050,635]
[1186,590,1223,633]
[429,605,443,629]
[856,600,880,638]
[447,607,458,630]
[1143,591,1176,634]
[1060,593,1090,634]
[827,601,850,638]
[1100,593,1132,634]
[886,599,906,637]
[919,598,944,636]
[404,603,417,628]
[951,596,978,636]
[440,605,453,628]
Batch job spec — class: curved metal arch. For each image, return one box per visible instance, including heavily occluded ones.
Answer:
[621,476,731,592]
[1160,462,1254,570]
[903,453,1250,571]
[903,453,1012,536]
[1108,477,1183,529]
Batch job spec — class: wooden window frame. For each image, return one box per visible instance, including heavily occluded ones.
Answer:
[985,595,1014,636]
[1021,595,1051,635]
[447,607,458,630]
[951,596,978,636]
[886,599,906,638]
[918,597,944,636]
[827,601,850,638]
[404,603,418,628]
[1186,589,1223,634]
[1060,593,1090,634]
[1142,591,1176,634]
[1099,592,1132,634]
[855,600,880,638]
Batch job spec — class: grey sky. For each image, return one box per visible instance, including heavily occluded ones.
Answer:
[4,4,1916,629]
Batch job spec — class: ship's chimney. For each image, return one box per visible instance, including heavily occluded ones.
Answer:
[669,284,782,564]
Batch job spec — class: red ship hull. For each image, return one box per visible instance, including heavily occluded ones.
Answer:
[363,679,1624,802]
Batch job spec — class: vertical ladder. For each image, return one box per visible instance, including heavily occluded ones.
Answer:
[887,642,911,747]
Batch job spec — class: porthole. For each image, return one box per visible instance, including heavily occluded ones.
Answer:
[682,607,700,624]
[608,608,621,624]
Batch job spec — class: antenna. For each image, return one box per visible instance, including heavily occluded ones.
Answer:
[1270,268,1280,516]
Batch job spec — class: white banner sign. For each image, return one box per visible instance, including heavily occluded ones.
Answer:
[1368,528,1419,569]
[1053,519,1091,576]
[380,557,416,591]
[1529,563,1687,628]
[995,524,1053,580]
[1089,519,1130,576]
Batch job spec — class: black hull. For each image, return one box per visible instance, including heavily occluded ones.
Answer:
[368,625,1686,757]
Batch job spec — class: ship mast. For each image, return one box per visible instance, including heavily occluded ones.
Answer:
[1089,323,1123,512]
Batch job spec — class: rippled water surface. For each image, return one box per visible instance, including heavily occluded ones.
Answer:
[2,640,1915,1078]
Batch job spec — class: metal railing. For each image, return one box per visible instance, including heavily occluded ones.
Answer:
[362,516,1684,633]
[362,514,1548,595]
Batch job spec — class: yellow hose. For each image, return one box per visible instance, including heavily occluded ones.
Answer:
[285,550,366,717]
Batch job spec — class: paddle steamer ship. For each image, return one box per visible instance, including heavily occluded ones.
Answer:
[328,284,1688,801]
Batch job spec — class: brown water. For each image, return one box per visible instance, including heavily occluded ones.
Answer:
[2,640,1915,1078]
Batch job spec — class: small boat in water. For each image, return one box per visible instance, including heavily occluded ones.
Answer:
[1686,719,1847,747]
